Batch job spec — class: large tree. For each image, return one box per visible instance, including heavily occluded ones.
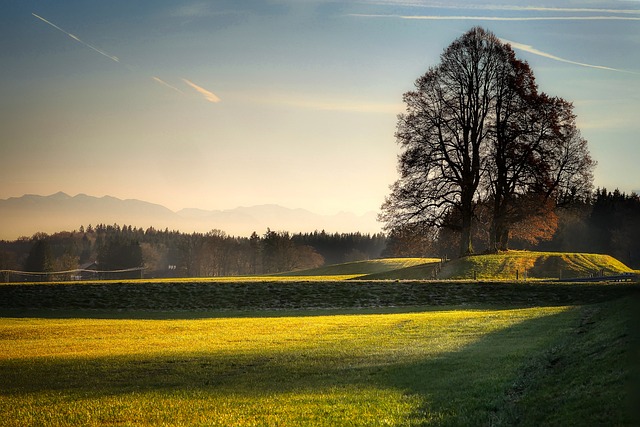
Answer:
[381,27,594,256]
[380,27,507,255]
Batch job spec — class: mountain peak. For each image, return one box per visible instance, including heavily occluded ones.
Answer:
[48,191,72,200]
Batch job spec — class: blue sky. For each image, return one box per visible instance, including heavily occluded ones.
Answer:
[1,1,638,221]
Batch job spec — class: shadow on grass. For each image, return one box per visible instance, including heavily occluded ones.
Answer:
[3,299,636,425]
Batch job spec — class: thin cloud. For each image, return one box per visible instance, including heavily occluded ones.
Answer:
[498,6,640,14]
[152,77,184,94]
[182,79,221,103]
[32,13,120,63]
[500,38,640,75]
[240,92,402,114]
[172,3,213,18]
[355,1,640,15]
[283,98,402,114]
[349,13,640,21]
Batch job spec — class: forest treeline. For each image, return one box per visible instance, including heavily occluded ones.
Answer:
[0,188,638,281]
[0,225,386,281]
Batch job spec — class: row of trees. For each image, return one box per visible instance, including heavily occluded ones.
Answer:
[0,226,387,281]
[380,27,594,256]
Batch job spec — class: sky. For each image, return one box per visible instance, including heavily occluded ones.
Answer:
[1,0,639,220]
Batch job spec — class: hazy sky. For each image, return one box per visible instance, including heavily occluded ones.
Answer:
[1,0,639,216]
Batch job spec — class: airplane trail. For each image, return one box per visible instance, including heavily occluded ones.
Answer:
[152,76,184,94]
[501,38,640,75]
[32,13,120,63]
[350,13,638,75]
[182,79,221,103]
[32,13,223,103]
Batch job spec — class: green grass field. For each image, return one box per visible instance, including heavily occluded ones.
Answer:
[1,252,638,425]
[2,297,637,426]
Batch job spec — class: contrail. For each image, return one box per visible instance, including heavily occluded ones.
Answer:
[500,38,640,75]
[182,78,221,103]
[32,13,120,63]
[349,13,638,74]
[152,76,184,94]
[32,13,223,103]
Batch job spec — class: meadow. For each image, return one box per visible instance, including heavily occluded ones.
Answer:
[0,299,636,426]
[1,254,638,426]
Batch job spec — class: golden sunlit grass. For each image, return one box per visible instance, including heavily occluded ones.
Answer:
[4,307,572,361]
[0,306,583,426]
[276,257,441,277]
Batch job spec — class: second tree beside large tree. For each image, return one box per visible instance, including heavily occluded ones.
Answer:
[380,27,594,256]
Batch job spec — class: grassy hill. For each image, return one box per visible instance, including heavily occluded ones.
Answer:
[437,251,633,280]
[277,258,440,278]
[281,252,634,281]
[355,262,442,280]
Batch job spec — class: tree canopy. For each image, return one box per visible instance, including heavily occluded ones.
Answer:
[380,27,594,256]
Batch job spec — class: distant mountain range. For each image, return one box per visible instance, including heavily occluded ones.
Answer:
[0,192,381,240]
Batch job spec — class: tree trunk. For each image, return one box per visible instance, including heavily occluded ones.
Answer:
[490,195,510,252]
[499,227,510,251]
[490,210,511,252]
[460,213,474,256]
[460,189,475,256]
